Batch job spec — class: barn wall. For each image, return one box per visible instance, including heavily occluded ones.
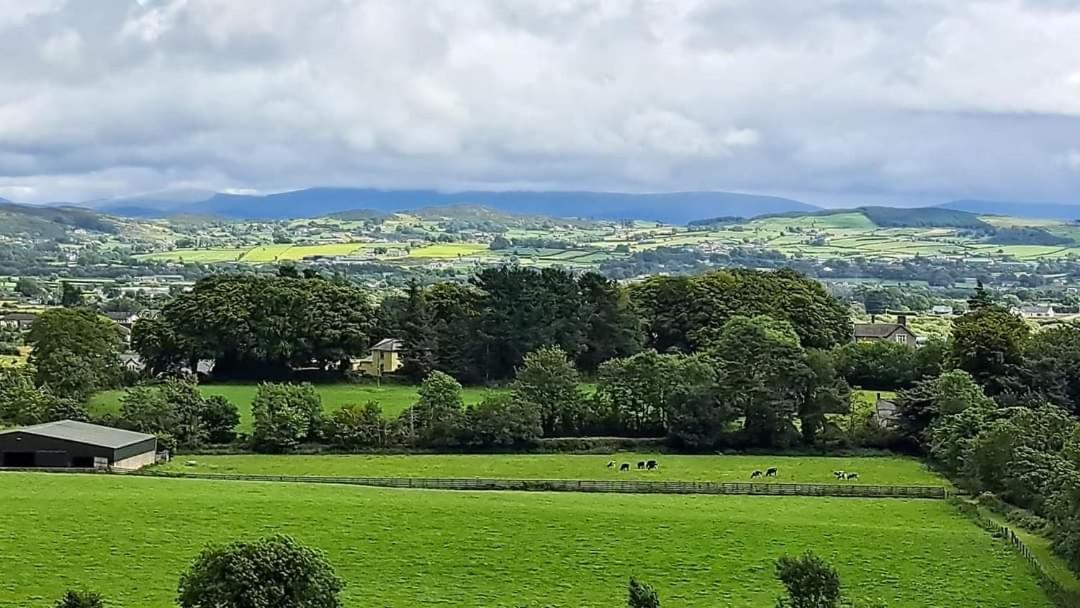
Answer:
[112,450,156,471]
[0,432,113,464]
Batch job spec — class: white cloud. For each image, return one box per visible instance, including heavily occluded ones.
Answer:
[1,0,1080,204]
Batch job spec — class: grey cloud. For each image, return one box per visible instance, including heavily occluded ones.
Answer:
[1,0,1080,205]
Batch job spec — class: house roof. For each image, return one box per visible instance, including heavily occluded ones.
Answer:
[0,420,154,449]
[371,338,403,352]
[1019,305,1054,313]
[853,323,912,339]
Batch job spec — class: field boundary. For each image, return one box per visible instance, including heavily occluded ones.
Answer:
[977,518,1080,607]
[120,470,951,499]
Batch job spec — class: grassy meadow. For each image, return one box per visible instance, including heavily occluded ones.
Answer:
[90,383,506,432]
[0,473,1051,608]
[159,453,943,486]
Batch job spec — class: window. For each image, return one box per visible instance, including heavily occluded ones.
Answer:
[894,334,908,344]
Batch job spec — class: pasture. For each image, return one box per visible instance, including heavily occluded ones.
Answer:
[89,383,505,432]
[406,243,488,258]
[159,453,943,486]
[0,473,1051,608]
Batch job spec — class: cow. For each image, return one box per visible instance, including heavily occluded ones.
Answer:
[646,460,658,470]
[845,472,859,480]
[765,467,778,478]
[833,471,845,480]
[637,461,646,470]
[606,461,615,469]
[619,463,630,472]
[750,470,764,479]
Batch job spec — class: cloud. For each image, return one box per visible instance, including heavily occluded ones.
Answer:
[2,0,1080,205]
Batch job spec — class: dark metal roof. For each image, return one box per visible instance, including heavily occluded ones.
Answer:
[0,420,154,449]
[853,323,909,338]
[371,338,403,352]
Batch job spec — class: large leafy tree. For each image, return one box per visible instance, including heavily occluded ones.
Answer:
[576,272,644,373]
[511,347,585,437]
[597,350,713,436]
[399,280,437,380]
[710,315,810,447]
[177,535,343,608]
[948,305,1030,394]
[26,308,124,399]
[832,341,918,390]
[799,349,850,445]
[632,268,851,354]
[1023,323,1080,414]
[251,383,323,453]
[403,371,465,446]
[134,274,375,380]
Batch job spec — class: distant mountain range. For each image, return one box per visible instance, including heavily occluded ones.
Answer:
[84,187,820,224]
[10,187,1080,224]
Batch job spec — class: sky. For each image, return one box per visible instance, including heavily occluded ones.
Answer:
[2,0,1080,207]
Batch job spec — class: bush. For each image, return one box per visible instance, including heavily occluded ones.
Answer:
[177,535,343,608]
[627,577,660,608]
[775,551,842,608]
[55,590,105,608]
[326,402,386,449]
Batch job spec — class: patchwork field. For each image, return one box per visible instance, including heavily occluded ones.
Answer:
[159,453,942,486]
[0,473,1051,608]
[90,383,506,432]
[406,243,488,258]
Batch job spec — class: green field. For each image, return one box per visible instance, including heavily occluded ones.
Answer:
[137,248,247,263]
[90,383,505,431]
[239,244,294,262]
[0,473,1051,608]
[158,453,942,486]
[406,243,488,258]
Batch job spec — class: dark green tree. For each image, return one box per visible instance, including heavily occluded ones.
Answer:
[26,308,124,399]
[627,578,660,608]
[326,401,386,449]
[799,349,851,445]
[832,341,918,390]
[710,316,810,447]
[405,371,465,446]
[399,280,438,380]
[251,383,322,453]
[60,282,83,308]
[462,393,542,447]
[967,279,993,310]
[177,535,343,608]
[512,347,585,437]
[576,272,643,372]
[949,305,1029,394]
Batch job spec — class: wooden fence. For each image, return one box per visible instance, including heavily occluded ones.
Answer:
[131,470,950,499]
[980,518,1079,607]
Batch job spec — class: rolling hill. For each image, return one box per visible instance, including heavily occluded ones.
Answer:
[939,200,1080,221]
[0,202,117,238]
[96,187,819,224]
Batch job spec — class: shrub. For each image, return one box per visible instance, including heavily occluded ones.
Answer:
[177,535,343,608]
[775,551,842,608]
[55,590,105,608]
[627,577,660,608]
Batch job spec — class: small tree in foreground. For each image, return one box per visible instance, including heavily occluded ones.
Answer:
[775,551,842,608]
[55,590,105,608]
[178,535,343,608]
[627,577,660,608]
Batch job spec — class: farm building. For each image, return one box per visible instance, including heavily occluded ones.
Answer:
[853,315,919,347]
[353,338,404,377]
[0,420,157,470]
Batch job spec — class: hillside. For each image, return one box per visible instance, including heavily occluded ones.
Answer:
[0,202,117,238]
[940,200,1080,221]
[750,206,992,229]
[97,187,818,223]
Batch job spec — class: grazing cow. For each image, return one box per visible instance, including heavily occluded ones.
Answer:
[765,467,778,478]
[846,472,859,480]
[637,461,646,470]
[833,471,845,480]
[620,463,630,472]
[646,460,658,470]
[750,470,764,479]
[606,461,615,469]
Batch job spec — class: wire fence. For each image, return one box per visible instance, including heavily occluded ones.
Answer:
[979,518,1079,607]
[126,470,951,499]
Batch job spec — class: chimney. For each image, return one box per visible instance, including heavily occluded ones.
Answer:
[897,314,908,327]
